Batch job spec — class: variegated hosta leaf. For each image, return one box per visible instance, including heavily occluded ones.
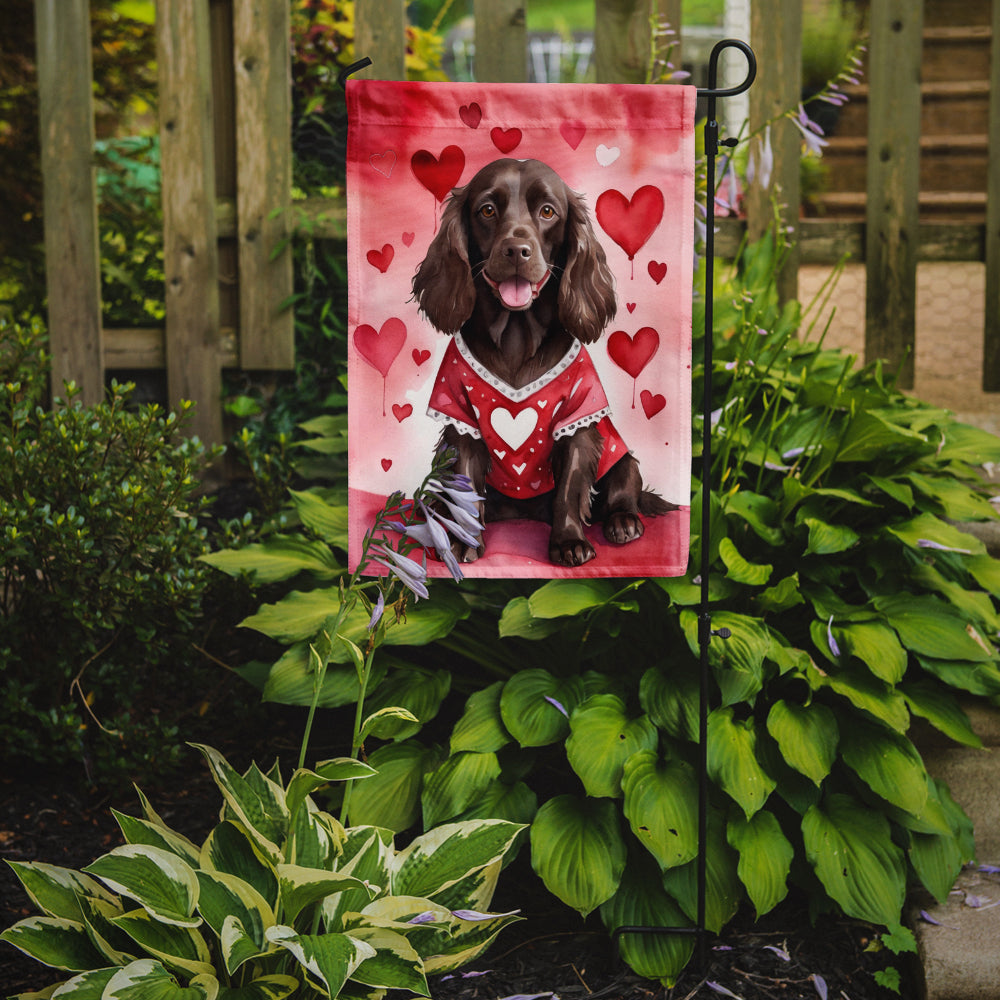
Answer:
[344,926,429,994]
[195,870,274,974]
[450,681,511,754]
[4,861,118,922]
[391,820,524,901]
[277,865,376,925]
[347,741,442,833]
[322,829,393,931]
[727,810,793,917]
[599,852,694,987]
[621,751,699,871]
[707,707,776,818]
[200,821,278,910]
[421,859,501,916]
[285,761,375,823]
[802,793,906,926]
[190,745,288,863]
[499,669,585,747]
[839,718,929,817]
[78,894,136,966]
[110,908,214,979]
[83,846,200,928]
[102,958,218,999]
[265,926,375,998]
[565,695,658,799]
[421,751,502,829]
[0,916,107,971]
[420,906,522,975]
[112,810,201,868]
[44,966,117,996]
[212,974,299,1000]
[529,795,626,917]
[288,801,344,870]
[765,700,838,786]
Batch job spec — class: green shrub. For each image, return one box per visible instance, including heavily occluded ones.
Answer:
[0,317,219,784]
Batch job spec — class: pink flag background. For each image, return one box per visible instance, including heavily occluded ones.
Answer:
[347,80,695,578]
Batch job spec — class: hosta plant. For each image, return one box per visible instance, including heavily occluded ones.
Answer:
[1,744,523,999]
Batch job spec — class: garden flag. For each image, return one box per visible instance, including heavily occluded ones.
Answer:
[346,80,696,578]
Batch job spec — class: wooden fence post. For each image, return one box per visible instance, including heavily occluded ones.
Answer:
[983,0,1000,390]
[865,0,923,389]
[157,0,223,445]
[594,0,653,84]
[233,0,294,369]
[474,0,527,83]
[34,0,103,405]
[746,0,801,305]
[355,0,407,80]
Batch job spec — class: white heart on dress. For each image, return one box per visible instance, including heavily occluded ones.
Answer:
[512,462,527,476]
[493,448,507,460]
[491,407,537,451]
[596,144,621,166]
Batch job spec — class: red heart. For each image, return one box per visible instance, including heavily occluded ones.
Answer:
[490,127,522,153]
[411,145,465,203]
[381,458,392,471]
[560,119,586,149]
[626,302,636,314]
[402,232,415,247]
[595,186,664,260]
[607,327,660,380]
[354,318,406,377]
[392,403,413,423]
[366,243,394,273]
[640,390,666,419]
[412,348,431,366]
[648,260,667,284]
[459,102,482,128]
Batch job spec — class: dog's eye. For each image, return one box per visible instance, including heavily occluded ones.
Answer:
[539,205,556,220]
[479,204,496,219]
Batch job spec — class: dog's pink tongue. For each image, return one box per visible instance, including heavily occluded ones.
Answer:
[499,277,532,309]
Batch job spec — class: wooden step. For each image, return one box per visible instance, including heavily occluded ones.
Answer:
[922,25,993,82]
[810,190,987,222]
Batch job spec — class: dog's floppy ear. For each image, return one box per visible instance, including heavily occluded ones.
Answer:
[558,189,617,344]
[412,187,476,334]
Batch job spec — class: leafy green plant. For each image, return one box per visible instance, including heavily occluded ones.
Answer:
[0,317,219,784]
[1,743,523,998]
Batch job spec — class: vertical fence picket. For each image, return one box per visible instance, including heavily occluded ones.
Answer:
[157,0,222,445]
[355,0,407,81]
[474,0,527,82]
[865,0,923,389]
[594,0,654,84]
[34,0,103,405]
[233,0,294,369]
[983,0,1000,390]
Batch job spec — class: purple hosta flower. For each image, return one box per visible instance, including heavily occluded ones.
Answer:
[917,538,973,555]
[426,496,482,548]
[496,994,558,1000]
[367,590,385,631]
[706,983,742,999]
[812,974,828,1000]
[746,124,774,191]
[407,911,438,925]
[979,864,1000,874]
[715,158,741,215]
[451,908,521,921]
[441,970,493,981]
[413,501,465,581]
[827,615,841,657]
[792,104,829,156]
[764,944,791,962]
[919,909,958,929]
[370,543,429,600]
[544,695,569,718]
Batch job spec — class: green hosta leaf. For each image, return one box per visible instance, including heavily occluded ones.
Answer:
[655,573,738,606]
[935,421,1000,464]
[727,811,793,917]
[347,740,442,832]
[802,517,859,556]
[906,472,998,522]
[724,490,784,545]
[288,488,349,545]
[453,779,538,827]
[526,579,620,617]
[84,846,200,928]
[200,822,278,910]
[707,708,775,818]
[5,862,118,923]
[639,663,699,742]
[621,751,698,870]
[566,695,658,798]
[260,643,385,709]
[966,553,1000,597]
[901,680,982,748]
[499,670,585,747]
[839,719,928,816]
[834,410,927,463]
[277,865,375,925]
[911,562,1000,633]
[529,795,626,917]
[393,820,524,901]
[916,655,1000,697]
[835,621,907,683]
[264,926,375,997]
[421,751,502,828]
[866,474,914,509]
[497,596,563,639]
[802,793,906,926]
[681,610,770,706]
[112,812,201,868]
[809,662,910,732]
[718,537,772,585]
[450,682,511,754]
[200,535,341,583]
[909,827,966,905]
[359,706,421,743]
[765,700,838,786]
[362,667,451,741]
[286,759,375,822]
[886,511,985,556]
[103,959,218,999]
[345,926,428,994]
[874,593,995,662]
[111,908,214,978]
[195,871,274,974]
[216,975,299,999]
[755,573,805,614]
[0,916,107,971]
[599,852,694,987]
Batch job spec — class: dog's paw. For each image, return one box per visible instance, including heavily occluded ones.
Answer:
[550,535,596,566]
[604,511,645,545]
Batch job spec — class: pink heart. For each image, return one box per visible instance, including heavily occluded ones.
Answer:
[490,127,522,154]
[560,119,586,149]
[354,318,406,378]
[411,145,466,203]
[459,102,482,128]
[412,348,431,366]
[366,244,394,273]
[401,231,414,247]
[595,186,665,261]
[369,150,396,177]
[392,403,413,423]
[648,260,667,284]
[640,389,666,419]
[381,458,392,471]
[607,327,660,380]
[626,302,636,314]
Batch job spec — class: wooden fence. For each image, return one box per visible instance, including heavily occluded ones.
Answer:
[33,0,1000,445]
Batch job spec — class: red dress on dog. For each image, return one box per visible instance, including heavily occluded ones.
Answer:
[427,334,630,498]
